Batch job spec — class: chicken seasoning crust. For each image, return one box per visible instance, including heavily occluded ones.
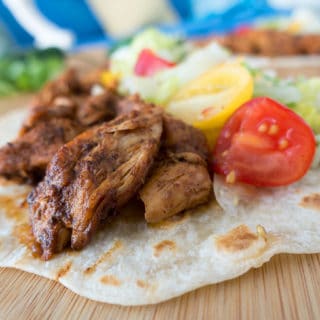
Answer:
[0,68,212,260]
[2,29,320,306]
[140,115,212,223]
[0,69,119,184]
[216,29,320,56]
[28,107,164,259]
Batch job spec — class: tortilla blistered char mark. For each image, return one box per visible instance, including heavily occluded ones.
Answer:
[299,193,320,211]
[136,280,149,288]
[28,107,163,260]
[84,240,123,275]
[100,275,122,286]
[216,224,267,252]
[153,240,176,257]
[55,261,72,280]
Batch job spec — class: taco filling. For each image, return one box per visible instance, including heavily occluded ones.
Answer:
[0,29,320,305]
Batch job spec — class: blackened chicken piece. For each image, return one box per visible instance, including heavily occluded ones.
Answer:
[216,29,320,56]
[297,34,320,54]
[0,70,119,183]
[19,95,78,136]
[116,94,154,115]
[76,91,117,126]
[0,119,82,183]
[111,97,212,222]
[31,69,84,109]
[21,69,118,134]
[140,153,212,223]
[140,115,212,223]
[28,107,163,260]
[162,114,210,161]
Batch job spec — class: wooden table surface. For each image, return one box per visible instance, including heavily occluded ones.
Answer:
[1,54,320,320]
[1,254,320,320]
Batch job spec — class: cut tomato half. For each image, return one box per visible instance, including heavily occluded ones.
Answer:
[213,97,316,187]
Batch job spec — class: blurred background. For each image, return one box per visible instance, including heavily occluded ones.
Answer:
[1,0,320,51]
[0,0,320,99]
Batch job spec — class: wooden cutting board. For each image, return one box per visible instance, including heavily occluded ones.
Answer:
[1,253,320,320]
[1,54,320,320]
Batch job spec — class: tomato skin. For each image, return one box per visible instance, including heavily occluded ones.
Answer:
[134,49,175,77]
[213,97,316,187]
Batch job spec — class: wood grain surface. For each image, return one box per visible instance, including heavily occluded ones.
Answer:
[0,53,320,320]
[1,254,320,320]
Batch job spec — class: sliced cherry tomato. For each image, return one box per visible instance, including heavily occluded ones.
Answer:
[213,97,316,187]
[134,49,175,77]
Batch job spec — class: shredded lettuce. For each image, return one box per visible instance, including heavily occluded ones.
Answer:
[112,28,320,133]
[110,28,188,77]
[254,75,300,106]
[249,65,320,134]
[111,28,231,105]
[117,41,230,105]
[294,79,320,133]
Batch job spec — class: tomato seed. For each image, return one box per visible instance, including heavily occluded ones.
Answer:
[258,123,268,133]
[268,124,279,135]
[279,138,289,150]
[226,170,236,184]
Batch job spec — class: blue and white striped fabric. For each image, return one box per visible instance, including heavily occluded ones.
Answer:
[0,0,285,50]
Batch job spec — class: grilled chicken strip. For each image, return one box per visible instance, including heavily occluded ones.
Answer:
[0,69,118,183]
[29,69,84,110]
[115,94,149,115]
[0,118,82,183]
[140,115,212,223]
[161,114,209,160]
[216,29,320,56]
[28,107,163,260]
[140,153,212,223]
[111,95,212,222]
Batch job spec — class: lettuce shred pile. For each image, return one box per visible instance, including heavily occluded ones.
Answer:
[249,65,320,134]
[109,28,230,105]
[110,29,320,138]
[110,28,187,77]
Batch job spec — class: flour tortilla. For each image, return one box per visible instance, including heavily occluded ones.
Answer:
[245,55,320,77]
[0,108,320,306]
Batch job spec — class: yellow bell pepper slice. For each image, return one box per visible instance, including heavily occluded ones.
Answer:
[166,62,253,146]
[100,70,119,89]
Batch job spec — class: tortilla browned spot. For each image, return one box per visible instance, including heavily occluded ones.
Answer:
[153,240,176,257]
[12,223,42,258]
[299,193,320,211]
[216,225,259,252]
[0,195,28,222]
[0,178,24,187]
[84,240,123,275]
[100,275,121,286]
[136,279,149,288]
[55,261,72,280]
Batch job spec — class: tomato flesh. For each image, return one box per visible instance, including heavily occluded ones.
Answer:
[134,49,175,77]
[213,97,316,187]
